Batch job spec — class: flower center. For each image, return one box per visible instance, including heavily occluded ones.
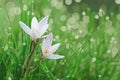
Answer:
[44,49,49,54]
[36,29,40,34]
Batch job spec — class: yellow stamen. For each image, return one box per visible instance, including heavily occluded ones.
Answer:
[36,29,40,34]
[44,49,49,54]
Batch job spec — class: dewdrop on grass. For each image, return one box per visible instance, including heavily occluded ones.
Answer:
[91,57,96,62]
[95,15,99,19]
[82,11,86,16]
[75,0,81,3]
[65,0,72,5]
[106,16,109,20]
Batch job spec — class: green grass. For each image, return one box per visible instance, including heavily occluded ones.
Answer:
[0,0,120,80]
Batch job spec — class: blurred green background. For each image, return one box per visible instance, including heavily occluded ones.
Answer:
[1,0,120,80]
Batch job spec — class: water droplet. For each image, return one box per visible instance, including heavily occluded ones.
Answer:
[61,62,65,65]
[94,52,97,54]
[110,37,117,44]
[90,38,95,42]
[91,57,96,62]
[98,74,101,78]
[81,49,84,53]
[23,4,27,11]
[43,8,51,16]
[32,0,34,3]
[27,11,30,15]
[79,30,83,34]
[4,45,8,51]
[53,38,56,41]
[107,49,111,53]
[8,77,12,80]
[82,11,86,16]
[74,35,79,39]
[56,1,63,9]
[65,39,68,42]
[75,0,81,3]
[31,12,34,15]
[111,47,118,57]
[61,26,67,32]
[23,42,26,46]
[57,79,60,80]
[67,17,76,25]
[95,15,99,19]
[106,16,109,20]
[66,43,70,49]
[34,58,37,62]
[9,7,21,16]
[8,27,11,30]
[51,0,57,7]
[65,0,72,5]
[61,15,67,21]
[55,35,59,40]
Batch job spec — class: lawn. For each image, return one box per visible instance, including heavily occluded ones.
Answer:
[0,0,120,80]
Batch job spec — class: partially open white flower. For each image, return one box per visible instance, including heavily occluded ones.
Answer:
[41,33,64,59]
[19,16,49,41]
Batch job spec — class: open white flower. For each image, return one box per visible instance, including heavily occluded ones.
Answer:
[19,16,49,41]
[41,33,64,59]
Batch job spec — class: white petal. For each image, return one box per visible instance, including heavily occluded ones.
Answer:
[50,43,60,53]
[31,30,38,41]
[41,33,52,52]
[31,17,39,30]
[39,24,49,37]
[44,54,64,59]
[38,16,48,29]
[35,24,48,39]
[19,21,32,36]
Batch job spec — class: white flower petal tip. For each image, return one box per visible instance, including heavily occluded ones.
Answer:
[33,17,37,20]
[50,43,60,53]
[19,21,32,36]
[45,54,64,59]
[46,32,52,39]
[19,21,24,26]
[31,17,38,29]
[32,17,39,24]
[38,16,49,26]
[44,16,49,21]
[43,16,49,21]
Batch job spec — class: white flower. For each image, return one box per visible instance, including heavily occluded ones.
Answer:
[41,33,64,59]
[19,16,49,41]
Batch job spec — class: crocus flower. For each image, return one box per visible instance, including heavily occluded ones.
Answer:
[19,16,49,41]
[41,33,64,59]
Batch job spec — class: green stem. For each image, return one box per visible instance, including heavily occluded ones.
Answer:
[29,41,33,53]
[29,57,43,73]
[22,41,37,78]
[27,42,37,67]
